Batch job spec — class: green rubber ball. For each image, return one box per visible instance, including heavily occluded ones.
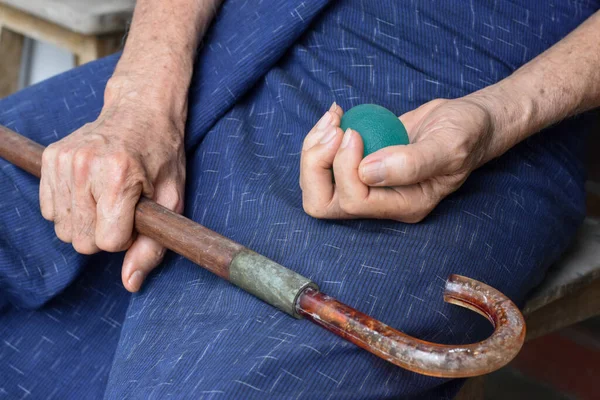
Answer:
[340,104,409,157]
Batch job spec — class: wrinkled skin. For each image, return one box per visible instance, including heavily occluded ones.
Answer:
[300,98,495,223]
[40,84,186,292]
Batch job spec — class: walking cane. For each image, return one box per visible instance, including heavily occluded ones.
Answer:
[0,125,525,378]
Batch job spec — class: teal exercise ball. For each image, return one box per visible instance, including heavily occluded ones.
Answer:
[340,104,409,157]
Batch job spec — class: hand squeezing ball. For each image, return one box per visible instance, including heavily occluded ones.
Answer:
[340,104,409,157]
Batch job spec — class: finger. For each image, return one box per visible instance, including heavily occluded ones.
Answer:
[121,183,182,292]
[359,139,451,187]
[70,150,99,254]
[301,102,343,152]
[383,181,440,223]
[95,164,146,252]
[39,147,56,221]
[95,190,140,252]
[332,128,370,216]
[300,122,344,218]
[53,148,73,243]
[331,101,344,118]
[299,104,341,193]
[122,235,166,292]
[334,178,443,223]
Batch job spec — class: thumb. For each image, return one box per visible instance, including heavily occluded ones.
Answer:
[358,139,450,186]
[122,182,183,292]
[122,235,166,292]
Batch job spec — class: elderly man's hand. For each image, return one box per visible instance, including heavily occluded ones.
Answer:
[40,80,186,292]
[300,99,495,222]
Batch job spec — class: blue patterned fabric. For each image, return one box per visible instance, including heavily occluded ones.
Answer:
[1,1,598,398]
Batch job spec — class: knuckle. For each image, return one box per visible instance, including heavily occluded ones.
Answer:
[41,146,57,167]
[412,203,436,223]
[110,162,135,187]
[402,152,420,181]
[54,223,72,243]
[302,202,325,219]
[150,247,167,263]
[108,152,133,172]
[402,212,427,224]
[72,148,93,172]
[96,234,128,253]
[392,193,436,224]
[302,149,319,166]
[56,146,72,165]
[40,204,54,221]
[397,205,431,224]
[449,140,472,171]
[72,150,94,181]
[338,198,361,216]
[428,98,447,108]
[108,155,147,192]
[72,238,97,255]
[301,137,311,152]
[306,150,331,171]
[163,189,183,213]
[317,158,333,172]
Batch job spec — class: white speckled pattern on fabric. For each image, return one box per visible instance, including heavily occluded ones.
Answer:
[1,0,598,398]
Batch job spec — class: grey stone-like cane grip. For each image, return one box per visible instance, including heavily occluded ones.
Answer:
[229,251,318,318]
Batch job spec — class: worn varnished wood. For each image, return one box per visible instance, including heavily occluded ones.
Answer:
[0,125,44,175]
[523,218,600,314]
[524,278,600,341]
[523,217,600,340]
[0,24,24,98]
[135,199,241,279]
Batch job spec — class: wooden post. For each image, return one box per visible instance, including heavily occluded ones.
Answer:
[0,3,123,70]
[0,25,24,98]
[75,34,123,66]
[455,376,485,400]
[524,278,600,341]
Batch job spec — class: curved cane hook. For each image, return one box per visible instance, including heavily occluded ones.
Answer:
[297,274,525,378]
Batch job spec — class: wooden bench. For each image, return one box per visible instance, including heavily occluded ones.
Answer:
[456,200,600,399]
[0,0,134,97]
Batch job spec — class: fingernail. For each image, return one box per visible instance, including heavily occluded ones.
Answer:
[128,270,144,290]
[330,101,338,112]
[340,128,353,148]
[320,127,338,144]
[316,111,333,130]
[361,161,385,184]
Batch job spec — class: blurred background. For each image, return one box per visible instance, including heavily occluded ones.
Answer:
[16,34,75,88]
[0,1,598,399]
[0,0,132,97]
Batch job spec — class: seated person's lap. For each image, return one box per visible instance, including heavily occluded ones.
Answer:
[0,0,594,398]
